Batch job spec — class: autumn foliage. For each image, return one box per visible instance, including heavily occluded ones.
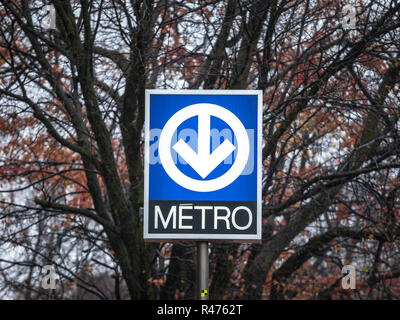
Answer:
[0,0,400,300]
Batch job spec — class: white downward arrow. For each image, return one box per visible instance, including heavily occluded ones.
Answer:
[172,112,236,179]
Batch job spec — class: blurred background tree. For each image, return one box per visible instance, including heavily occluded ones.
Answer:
[0,0,399,299]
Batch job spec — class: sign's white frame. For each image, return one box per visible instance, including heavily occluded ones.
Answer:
[144,90,262,243]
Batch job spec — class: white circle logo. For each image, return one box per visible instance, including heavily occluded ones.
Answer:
[159,103,249,192]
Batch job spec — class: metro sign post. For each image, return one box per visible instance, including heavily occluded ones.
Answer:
[144,90,262,299]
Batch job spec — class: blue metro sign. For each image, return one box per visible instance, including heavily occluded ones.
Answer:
[144,90,262,242]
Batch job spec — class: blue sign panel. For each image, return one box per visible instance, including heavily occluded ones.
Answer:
[144,90,262,242]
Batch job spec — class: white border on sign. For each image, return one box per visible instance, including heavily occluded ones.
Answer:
[144,89,263,243]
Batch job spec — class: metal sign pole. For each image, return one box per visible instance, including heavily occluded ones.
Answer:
[197,241,209,300]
